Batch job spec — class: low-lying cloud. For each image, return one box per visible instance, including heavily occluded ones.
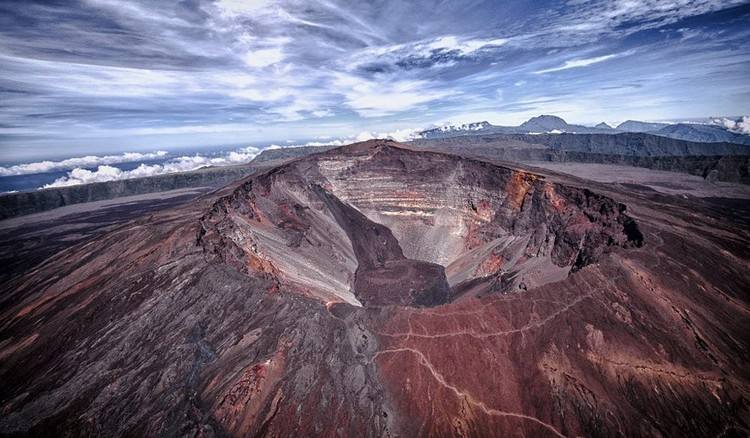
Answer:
[716,115,750,134]
[0,151,168,176]
[274,128,423,149]
[42,147,260,188]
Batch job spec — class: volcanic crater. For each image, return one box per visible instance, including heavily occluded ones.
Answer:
[2,140,747,437]
[199,140,642,308]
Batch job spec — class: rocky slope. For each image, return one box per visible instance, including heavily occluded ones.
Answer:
[432,132,750,156]
[1,140,748,437]
[412,134,750,184]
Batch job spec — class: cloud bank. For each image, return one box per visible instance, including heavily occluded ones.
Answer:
[282,128,423,148]
[716,115,750,134]
[0,151,168,176]
[42,147,260,188]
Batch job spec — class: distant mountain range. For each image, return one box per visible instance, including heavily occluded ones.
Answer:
[419,115,750,145]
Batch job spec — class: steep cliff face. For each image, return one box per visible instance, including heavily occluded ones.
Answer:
[1,141,748,437]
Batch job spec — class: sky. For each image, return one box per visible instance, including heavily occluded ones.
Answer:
[1,0,749,161]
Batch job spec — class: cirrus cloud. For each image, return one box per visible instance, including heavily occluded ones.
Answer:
[0,0,747,160]
[534,53,621,74]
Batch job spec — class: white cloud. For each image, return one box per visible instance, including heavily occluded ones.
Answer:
[348,34,510,71]
[1,47,301,115]
[303,140,346,147]
[335,74,455,117]
[266,95,333,121]
[715,115,750,134]
[267,126,423,150]
[325,128,423,145]
[243,47,284,68]
[85,0,189,27]
[215,0,272,16]
[354,131,375,142]
[352,129,420,142]
[42,146,260,188]
[549,0,745,44]
[212,71,257,88]
[0,55,192,98]
[534,54,619,74]
[394,129,422,142]
[425,35,508,56]
[311,109,333,118]
[230,87,290,102]
[0,151,168,176]
[367,35,508,59]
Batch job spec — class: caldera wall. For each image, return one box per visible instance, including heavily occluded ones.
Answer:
[200,140,642,306]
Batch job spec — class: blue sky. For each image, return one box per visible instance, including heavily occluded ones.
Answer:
[1,0,749,160]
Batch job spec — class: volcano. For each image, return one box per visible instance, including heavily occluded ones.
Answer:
[1,140,748,437]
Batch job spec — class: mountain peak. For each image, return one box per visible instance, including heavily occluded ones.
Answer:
[595,122,614,129]
[520,115,569,131]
